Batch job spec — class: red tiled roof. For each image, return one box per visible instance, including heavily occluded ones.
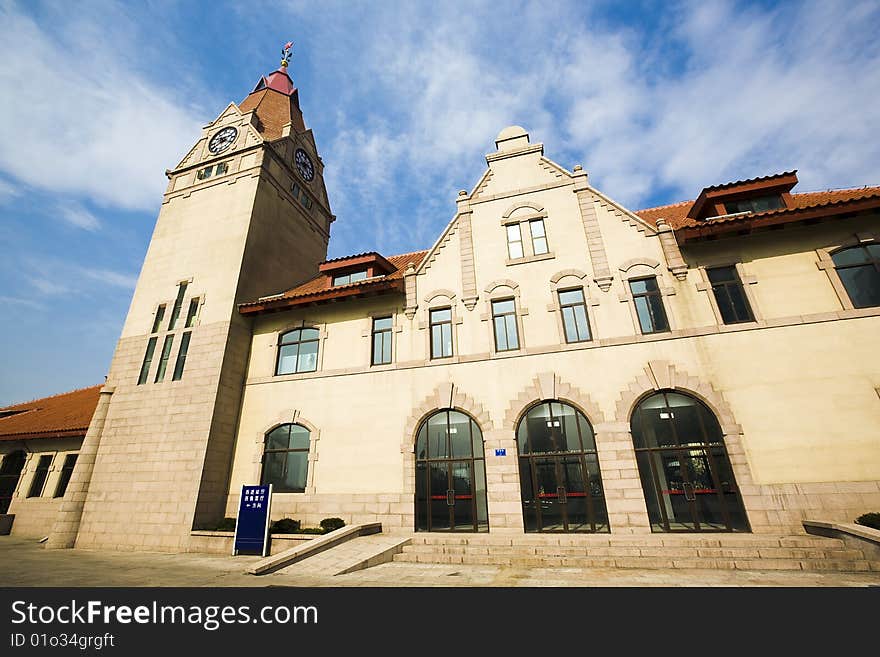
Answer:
[0,385,101,441]
[636,186,880,234]
[240,250,427,314]
[701,170,798,193]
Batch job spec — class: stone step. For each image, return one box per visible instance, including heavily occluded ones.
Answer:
[399,543,866,561]
[408,533,848,550]
[391,551,877,572]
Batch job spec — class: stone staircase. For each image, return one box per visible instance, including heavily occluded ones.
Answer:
[393,533,880,572]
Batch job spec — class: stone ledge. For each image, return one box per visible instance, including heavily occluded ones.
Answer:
[803,519,880,546]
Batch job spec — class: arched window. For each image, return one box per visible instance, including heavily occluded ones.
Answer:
[516,401,609,533]
[0,450,26,514]
[631,391,748,532]
[832,244,880,308]
[261,424,310,492]
[276,328,319,375]
[415,410,488,532]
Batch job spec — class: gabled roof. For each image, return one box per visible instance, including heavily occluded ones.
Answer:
[0,385,101,441]
[636,185,880,241]
[239,250,427,315]
[239,66,305,140]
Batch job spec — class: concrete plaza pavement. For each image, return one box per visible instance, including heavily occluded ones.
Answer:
[1,536,879,587]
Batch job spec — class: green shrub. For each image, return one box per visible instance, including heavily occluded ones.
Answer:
[855,512,880,530]
[320,517,346,533]
[270,518,301,534]
[215,517,236,531]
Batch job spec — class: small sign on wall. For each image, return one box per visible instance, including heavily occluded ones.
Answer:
[495,448,507,457]
[233,484,272,557]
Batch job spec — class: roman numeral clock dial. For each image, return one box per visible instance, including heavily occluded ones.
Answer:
[208,126,238,154]
[295,148,315,182]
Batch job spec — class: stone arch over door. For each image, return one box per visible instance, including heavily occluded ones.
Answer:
[614,360,756,533]
[403,383,492,532]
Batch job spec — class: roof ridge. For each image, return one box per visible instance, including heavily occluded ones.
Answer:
[635,199,693,213]
[793,184,880,195]
[389,249,429,258]
[1,383,103,411]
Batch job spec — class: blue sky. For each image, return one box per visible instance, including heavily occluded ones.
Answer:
[1,0,879,404]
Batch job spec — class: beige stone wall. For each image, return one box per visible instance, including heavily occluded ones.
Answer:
[3,437,82,538]
[228,130,880,537]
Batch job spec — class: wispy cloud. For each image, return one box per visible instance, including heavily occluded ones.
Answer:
[0,2,207,211]
[0,178,19,204]
[56,202,101,231]
[18,256,137,299]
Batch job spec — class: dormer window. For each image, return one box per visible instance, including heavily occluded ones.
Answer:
[724,195,784,215]
[332,270,368,286]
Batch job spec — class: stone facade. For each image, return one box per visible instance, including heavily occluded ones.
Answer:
[29,71,880,552]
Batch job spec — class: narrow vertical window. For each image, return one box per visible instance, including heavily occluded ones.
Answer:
[558,288,592,342]
[53,454,78,498]
[429,308,453,358]
[506,223,524,259]
[151,304,166,333]
[491,299,520,351]
[137,337,158,385]
[707,266,754,323]
[184,298,200,328]
[27,455,53,498]
[154,335,175,383]
[172,332,192,381]
[529,219,549,255]
[630,277,669,334]
[167,282,188,330]
[371,316,393,365]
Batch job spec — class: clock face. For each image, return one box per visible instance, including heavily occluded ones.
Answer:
[294,148,315,182]
[208,127,238,154]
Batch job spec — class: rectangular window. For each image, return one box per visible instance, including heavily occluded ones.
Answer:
[137,337,158,385]
[291,182,300,199]
[707,266,754,324]
[529,219,549,255]
[151,304,166,333]
[558,288,592,342]
[167,282,188,330]
[184,298,200,328]
[630,277,670,334]
[214,161,228,175]
[172,331,192,381]
[430,308,453,358]
[196,166,213,180]
[276,328,320,375]
[27,455,53,498]
[300,192,313,209]
[371,316,393,365]
[506,223,524,259]
[332,270,368,286]
[53,454,78,498]
[491,298,520,352]
[724,195,784,214]
[154,335,175,383]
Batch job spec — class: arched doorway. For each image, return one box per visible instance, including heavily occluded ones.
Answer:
[517,401,609,533]
[631,391,749,532]
[415,410,489,532]
[0,450,26,514]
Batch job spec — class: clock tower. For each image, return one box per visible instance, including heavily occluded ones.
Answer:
[49,45,333,550]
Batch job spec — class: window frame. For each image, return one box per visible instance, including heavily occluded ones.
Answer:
[831,244,880,309]
[506,223,524,260]
[53,454,78,498]
[275,327,322,375]
[558,287,593,343]
[629,276,670,335]
[371,316,393,366]
[501,208,555,266]
[137,336,158,385]
[706,265,755,324]
[260,423,312,493]
[529,218,549,256]
[26,454,53,498]
[491,297,520,352]
[429,307,454,359]
[154,334,175,383]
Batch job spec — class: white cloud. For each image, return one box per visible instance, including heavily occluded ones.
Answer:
[278,0,880,257]
[57,202,100,231]
[0,3,207,211]
[19,256,137,298]
[0,178,19,204]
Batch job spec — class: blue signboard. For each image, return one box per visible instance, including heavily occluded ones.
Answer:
[495,448,507,456]
[233,484,272,556]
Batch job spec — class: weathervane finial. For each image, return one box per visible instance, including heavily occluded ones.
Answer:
[281,41,293,68]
